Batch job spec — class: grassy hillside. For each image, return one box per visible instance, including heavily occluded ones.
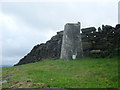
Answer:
[2,57,118,88]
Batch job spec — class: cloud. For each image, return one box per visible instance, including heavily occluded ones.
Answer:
[1,12,56,65]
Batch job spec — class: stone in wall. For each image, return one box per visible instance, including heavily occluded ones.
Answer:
[81,27,96,34]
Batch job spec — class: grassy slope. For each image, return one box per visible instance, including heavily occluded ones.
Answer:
[2,57,118,88]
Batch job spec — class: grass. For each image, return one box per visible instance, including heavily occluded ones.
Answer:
[2,57,118,88]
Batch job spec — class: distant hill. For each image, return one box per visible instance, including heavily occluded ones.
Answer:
[0,65,12,67]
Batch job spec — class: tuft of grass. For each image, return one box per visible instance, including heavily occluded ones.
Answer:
[2,57,118,88]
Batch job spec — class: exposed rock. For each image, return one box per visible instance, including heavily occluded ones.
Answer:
[98,27,102,32]
[90,50,101,53]
[14,31,63,66]
[1,80,7,84]
[14,24,120,66]
[81,27,96,33]
[115,24,120,29]
[82,42,92,50]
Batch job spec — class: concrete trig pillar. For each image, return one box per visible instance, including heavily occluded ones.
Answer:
[60,22,83,60]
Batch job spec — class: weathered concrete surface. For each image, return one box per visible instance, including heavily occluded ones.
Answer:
[60,22,83,60]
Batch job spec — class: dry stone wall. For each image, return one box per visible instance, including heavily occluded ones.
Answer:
[14,24,120,66]
[81,24,120,57]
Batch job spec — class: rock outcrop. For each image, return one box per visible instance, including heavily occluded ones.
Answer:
[14,31,63,66]
[14,24,120,66]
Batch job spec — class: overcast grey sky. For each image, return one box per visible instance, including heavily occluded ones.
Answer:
[119,1,120,23]
[0,0,119,66]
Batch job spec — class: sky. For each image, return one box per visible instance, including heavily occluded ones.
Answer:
[118,1,120,24]
[0,0,119,66]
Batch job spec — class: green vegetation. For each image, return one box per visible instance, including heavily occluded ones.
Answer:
[2,57,118,88]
